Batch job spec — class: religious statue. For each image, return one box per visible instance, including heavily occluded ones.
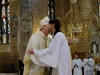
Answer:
[91,41,98,57]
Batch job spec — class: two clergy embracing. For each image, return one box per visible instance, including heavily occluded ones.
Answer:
[23,16,72,75]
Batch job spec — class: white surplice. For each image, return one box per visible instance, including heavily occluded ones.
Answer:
[30,32,72,75]
[72,59,82,75]
[96,64,100,71]
[83,58,94,75]
[23,31,50,75]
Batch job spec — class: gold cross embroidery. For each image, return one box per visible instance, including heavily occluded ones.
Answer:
[44,38,47,48]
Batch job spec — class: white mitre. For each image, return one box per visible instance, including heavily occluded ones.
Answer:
[40,16,49,29]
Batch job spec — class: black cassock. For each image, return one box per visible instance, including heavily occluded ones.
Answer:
[96,64,100,75]
[97,71,100,75]
[19,60,24,75]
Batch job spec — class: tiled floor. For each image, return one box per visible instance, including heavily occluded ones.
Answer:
[0,73,18,75]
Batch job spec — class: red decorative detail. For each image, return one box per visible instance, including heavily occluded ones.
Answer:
[74,33,77,36]
[2,15,6,18]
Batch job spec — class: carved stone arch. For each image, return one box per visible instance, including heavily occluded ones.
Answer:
[87,12,100,30]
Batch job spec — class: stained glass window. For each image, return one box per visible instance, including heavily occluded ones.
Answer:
[0,0,10,44]
[48,0,55,19]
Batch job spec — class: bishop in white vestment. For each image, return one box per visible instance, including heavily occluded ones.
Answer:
[96,58,100,75]
[23,17,50,75]
[96,64,100,75]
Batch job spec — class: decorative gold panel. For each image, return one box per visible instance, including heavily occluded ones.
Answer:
[55,0,70,34]
[66,0,100,57]
[71,37,91,53]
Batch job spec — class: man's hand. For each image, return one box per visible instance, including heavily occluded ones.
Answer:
[74,64,78,68]
[86,62,88,65]
[85,62,90,67]
[27,50,34,54]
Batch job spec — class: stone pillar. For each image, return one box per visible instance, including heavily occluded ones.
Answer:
[10,0,19,52]
[19,0,48,58]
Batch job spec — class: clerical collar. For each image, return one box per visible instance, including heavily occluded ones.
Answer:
[86,58,90,59]
[75,58,78,60]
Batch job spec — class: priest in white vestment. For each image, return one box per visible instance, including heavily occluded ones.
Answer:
[96,64,100,75]
[23,17,50,75]
[27,19,72,75]
[83,52,94,75]
[72,54,82,75]
[96,58,100,75]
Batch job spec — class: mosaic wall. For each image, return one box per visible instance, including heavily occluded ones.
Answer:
[10,0,19,52]
[0,44,10,52]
